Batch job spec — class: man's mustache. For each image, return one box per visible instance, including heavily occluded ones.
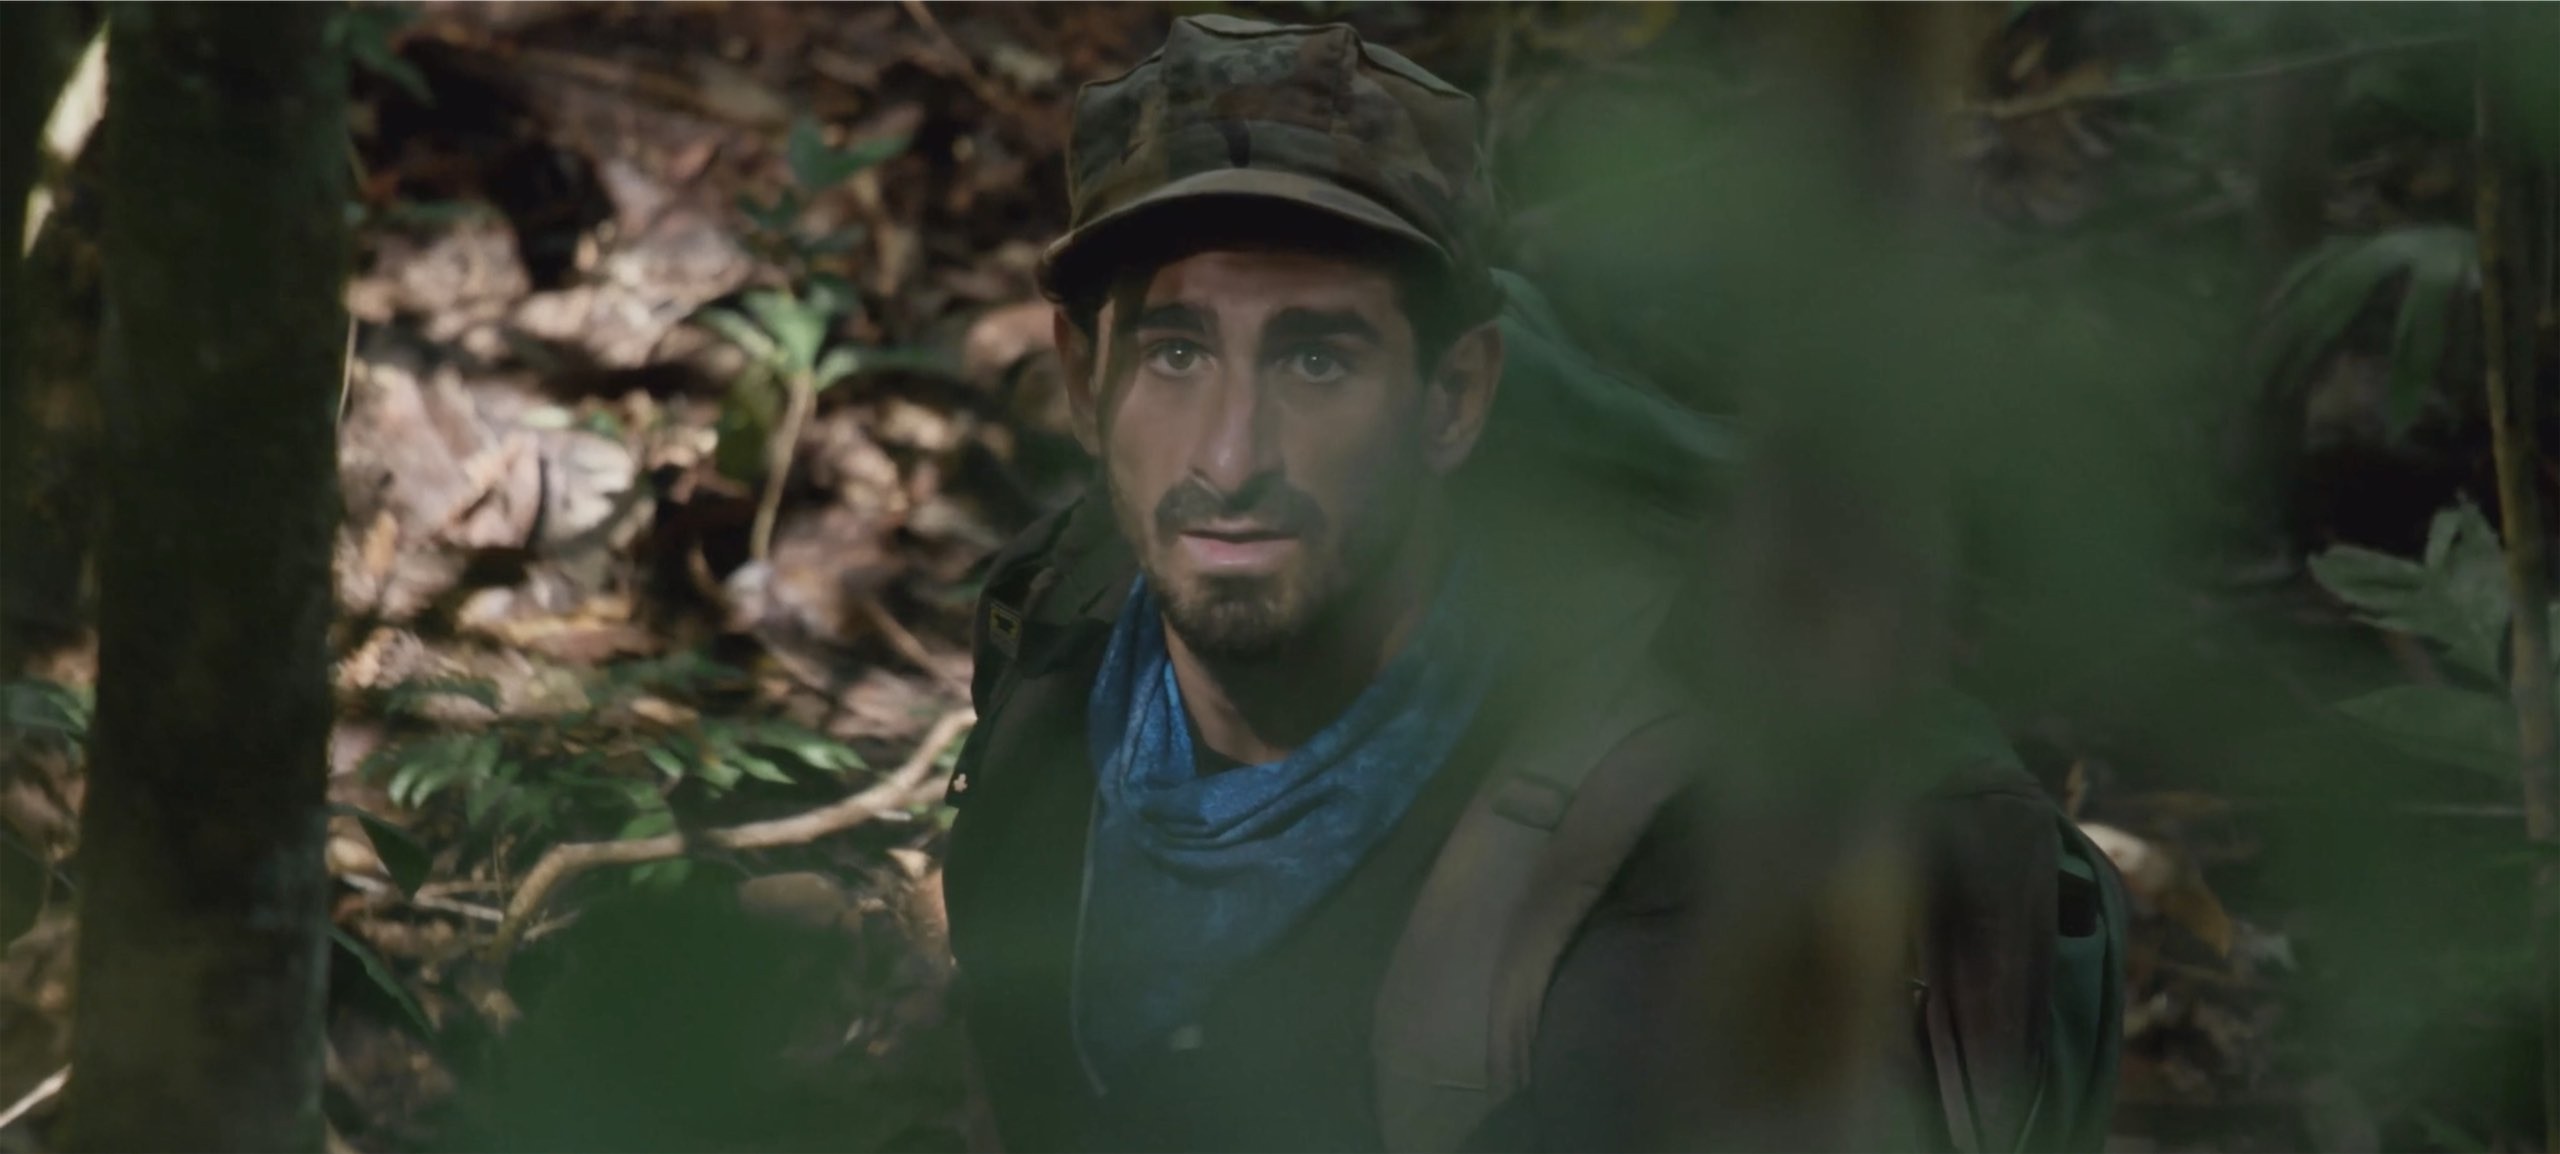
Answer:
[1154,476,1325,539]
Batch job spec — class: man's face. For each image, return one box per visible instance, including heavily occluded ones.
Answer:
[1071,249,1462,662]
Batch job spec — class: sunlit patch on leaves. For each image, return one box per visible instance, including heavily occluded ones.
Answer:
[2258,224,2477,436]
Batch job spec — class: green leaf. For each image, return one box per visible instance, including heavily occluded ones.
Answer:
[464,780,504,827]
[337,806,434,896]
[738,190,802,236]
[2334,683,2519,780]
[743,290,828,373]
[807,273,861,310]
[2308,544,2427,616]
[813,347,864,392]
[642,744,688,781]
[732,751,793,785]
[332,927,436,1039]
[785,116,836,190]
[694,755,743,792]
[498,789,553,834]
[618,807,676,840]
[694,306,783,366]
[2259,225,2478,418]
[381,734,460,808]
[1,681,90,736]
[2430,502,2513,683]
[2311,502,2511,684]
[619,778,669,813]
[631,859,694,889]
[831,135,910,178]
[743,721,866,774]
[2384,230,2470,435]
[786,115,907,189]
[382,676,500,719]
[347,4,434,106]
[463,732,504,785]
[800,231,862,257]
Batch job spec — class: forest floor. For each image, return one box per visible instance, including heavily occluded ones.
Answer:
[0,3,2541,1152]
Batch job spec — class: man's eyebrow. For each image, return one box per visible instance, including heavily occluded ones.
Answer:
[1129,303,1210,335]
[1263,308,1383,347]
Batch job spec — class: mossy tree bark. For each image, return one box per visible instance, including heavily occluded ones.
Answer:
[59,5,348,1150]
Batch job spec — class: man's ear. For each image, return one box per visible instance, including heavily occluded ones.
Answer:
[1054,309,1103,456]
[1422,321,1503,475]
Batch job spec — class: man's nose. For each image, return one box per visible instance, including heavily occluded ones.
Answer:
[1188,370,1279,497]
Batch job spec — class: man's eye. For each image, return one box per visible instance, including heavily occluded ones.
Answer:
[1285,347,1349,383]
[1143,339,1207,376]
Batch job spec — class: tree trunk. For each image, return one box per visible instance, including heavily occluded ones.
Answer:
[0,2,90,675]
[2474,4,2560,1150]
[59,5,348,1150]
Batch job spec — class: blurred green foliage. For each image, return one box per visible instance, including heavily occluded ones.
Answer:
[362,653,871,888]
[2260,225,2476,437]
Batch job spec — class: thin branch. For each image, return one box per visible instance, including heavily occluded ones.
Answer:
[341,873,504,923]
[898,0,1015,116]
[2475,9,2560,1147]
[855,592,970,698]
[748,370,815,564]
[1482,2,1516,175]
[0,1066,66,1131]
[486,708,974,957]
[1978,32,2472,123]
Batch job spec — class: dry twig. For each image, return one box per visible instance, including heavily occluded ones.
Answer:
[898,0,1017,116]
[856,593,971,698]
[0,1066,66,1132]
[486,708,975,956]
[1977,32,2471,122]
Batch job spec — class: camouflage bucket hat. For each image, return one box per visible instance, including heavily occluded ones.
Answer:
[1039,14,1496,304]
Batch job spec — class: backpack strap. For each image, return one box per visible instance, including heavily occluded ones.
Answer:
[1370,646,1688,1152]
[1907,764,2070,1154]
[949,492,1131,806]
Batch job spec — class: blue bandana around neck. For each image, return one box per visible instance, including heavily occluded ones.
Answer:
[1072,565,1498,1084]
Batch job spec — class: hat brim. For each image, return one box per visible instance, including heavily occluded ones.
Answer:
[1038,167,1449,299]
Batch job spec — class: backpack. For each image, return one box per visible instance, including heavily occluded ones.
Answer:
[958,273,2127,1153]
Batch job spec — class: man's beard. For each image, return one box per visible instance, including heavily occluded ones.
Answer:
[1160,572,1309,662]
[1105,470,1355,664]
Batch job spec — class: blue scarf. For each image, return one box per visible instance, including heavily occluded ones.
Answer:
[1073,567,1496,1083]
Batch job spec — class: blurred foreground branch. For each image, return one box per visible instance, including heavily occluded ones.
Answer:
[2474,4,2560,1148]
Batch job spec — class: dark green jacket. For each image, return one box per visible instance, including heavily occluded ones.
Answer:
[940,493,2123,1152]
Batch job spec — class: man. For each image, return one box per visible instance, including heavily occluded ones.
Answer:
[940,15,2123,1153]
